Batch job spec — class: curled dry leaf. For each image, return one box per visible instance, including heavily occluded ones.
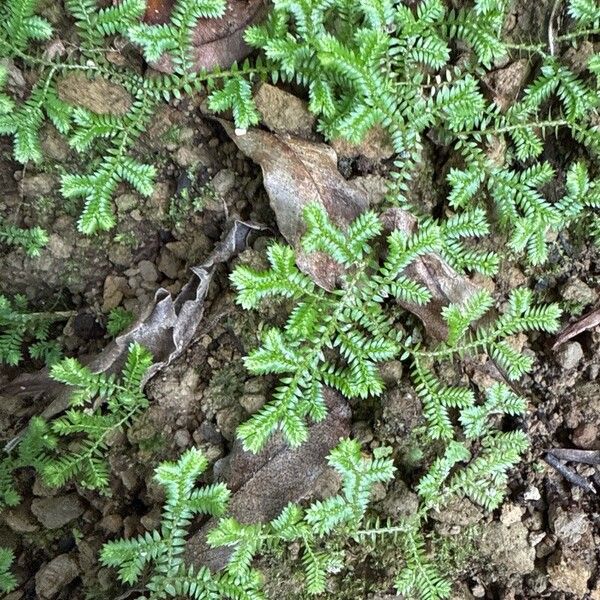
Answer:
[2,220,263,446]
[220,121,479,339]
[186,388,351,570]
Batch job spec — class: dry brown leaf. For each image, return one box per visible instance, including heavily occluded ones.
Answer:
[220,122,478,339]
[185,388,351,570]
[123,0,268,73]
[2,221,263,448]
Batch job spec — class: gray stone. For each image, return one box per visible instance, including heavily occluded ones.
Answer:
[31,494,84,529]
[138,260,159,283]
[19,173,57,197]
[41,125,69,161]
[561,279,597,307]
[174,429,191,448]
[35,554,79,599]
[479,520,535,575]
[174,146,211,168]
[57,73,131,115]
[556,342,584,370]
[379,360,403,385]
[212,169,236,197]
[3,506,38,533]
[157,249,181,279]
[102,275,128,312]
[331,125,394,160]
[551,508,589,547]
[254,83,315,137]
[547,551,592,597]
[47,234,71,259]
[115,193,138,213]
[239,393,265,414]
[99,514,122,534]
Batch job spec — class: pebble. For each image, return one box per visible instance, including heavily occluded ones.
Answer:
[239,393,266,414]
[99,514,122,534]
[555,341,584,370]
[174,428,191,448]
[561,279,597,306]
[551,507,590,547]
[31,494,84,529]
[102,275,128,312]
[212,169,236,197]
[4,506,38,533]
[138,260,159,283]
[157,248,181,279]
[19,173,57,197]
[380,360,403,385]
[35,554,79,599]
[523,485,541,501]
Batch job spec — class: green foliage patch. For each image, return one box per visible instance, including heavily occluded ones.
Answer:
[0,343,152,507]
[100,439,395,599]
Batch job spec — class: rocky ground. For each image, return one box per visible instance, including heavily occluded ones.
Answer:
[1,2,600,599]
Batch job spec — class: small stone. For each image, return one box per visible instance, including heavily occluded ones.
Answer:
[174,429,191,448]
[239,393,265,414]
[174,146,209,168]
[99,514,122,534]
[138,260,159,283]
[140,508,161,532]
[109,244,133,267]
[193,421,222,445]
[211,169,236,197]
[479,521,535,575]
[41,125,69,161]
[254,83,316,137]
[33,476,58,497]
[166,241,190,260]
[19,173,57,197]
[157,249,181,279]
[572,422,599,450]
[547,552,592,597]
[523,485,541,501]
[57,73,131,115]
[3,506,38,533]
[102,275,128,311]
[500,503,524,526]
[331,125,394,161]
[115,193,138,213]
[379,360,403,385]
[47,234,71,259]
[31,494,84,529]
[120,467,139,491]
[216,407,246,441]
[561,279,597,307]
[35,554,79,599]
[555,342,584,370]
[484,60,530,110]
[352,175,389,205]
[471,584,485,598]
[551,508,589,547]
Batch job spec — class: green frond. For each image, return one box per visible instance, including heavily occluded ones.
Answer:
[0,547,17,594]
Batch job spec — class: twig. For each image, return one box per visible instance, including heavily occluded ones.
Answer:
[549,448,600,465]
[553,306,600,349]
[545,452,596,493]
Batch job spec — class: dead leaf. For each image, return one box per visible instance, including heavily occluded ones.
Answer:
[2,220,263,449]
[185,388,351,570]
[218,120,368,290]
[553,305,600,349]
[128,0,268,73]
[220,123,478,339]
